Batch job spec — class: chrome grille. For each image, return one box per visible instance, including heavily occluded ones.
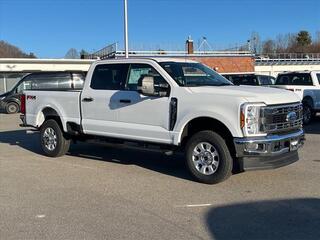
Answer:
[261,103,303,133]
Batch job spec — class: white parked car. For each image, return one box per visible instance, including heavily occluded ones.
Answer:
[20,58,305,184]
[274,71,320,124]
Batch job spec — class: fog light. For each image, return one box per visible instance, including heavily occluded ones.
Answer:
[246,143,265,152]
[246,143,259,151]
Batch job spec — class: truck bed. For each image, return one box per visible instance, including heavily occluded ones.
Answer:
[24,90,82,130]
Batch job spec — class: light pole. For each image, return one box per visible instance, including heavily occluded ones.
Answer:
[124,0,129,58]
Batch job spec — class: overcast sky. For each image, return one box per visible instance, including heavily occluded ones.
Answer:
[0,0,319,58]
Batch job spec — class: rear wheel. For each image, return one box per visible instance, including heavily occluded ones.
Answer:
[40,119,70,157]
[185,131,233,184]
[5,102,19,114]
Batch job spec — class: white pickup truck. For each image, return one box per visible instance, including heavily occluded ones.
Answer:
[274,71,320,124]
[20,58,305,184]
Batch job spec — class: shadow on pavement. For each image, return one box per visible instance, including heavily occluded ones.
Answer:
[206,198,320,240]
[0,129,192,181]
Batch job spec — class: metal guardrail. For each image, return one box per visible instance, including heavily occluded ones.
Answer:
[255,53,320,65]
[84,43,253,59]
[115,50,253,57]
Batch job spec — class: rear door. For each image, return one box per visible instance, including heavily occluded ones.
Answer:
[81,63,129,136]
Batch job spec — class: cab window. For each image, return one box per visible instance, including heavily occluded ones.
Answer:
[91,64,129,90]
[126,64,168,91]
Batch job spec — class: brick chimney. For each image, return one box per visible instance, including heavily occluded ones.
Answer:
[186,36,194,54]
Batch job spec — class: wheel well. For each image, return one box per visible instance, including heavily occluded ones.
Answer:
[180,117,239,172]
[41,107,63,129]
[181,117,235,153]
[303,96,314,108]
[6,101,19,107]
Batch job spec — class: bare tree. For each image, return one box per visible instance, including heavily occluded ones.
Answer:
[64,48,79,59]
[262,40,276,54]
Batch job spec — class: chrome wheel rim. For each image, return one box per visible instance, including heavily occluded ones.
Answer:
[43,127,57,151]
[8,104,17,113]
[192,142,219,175]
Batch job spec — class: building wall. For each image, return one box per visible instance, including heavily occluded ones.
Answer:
[189,56,254,73]
[255,64,320,77]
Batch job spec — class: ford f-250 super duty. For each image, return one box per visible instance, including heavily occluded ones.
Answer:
[20,58,305,184]
[273,71,320,124]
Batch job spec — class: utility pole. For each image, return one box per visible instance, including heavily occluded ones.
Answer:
[124,0,129,58]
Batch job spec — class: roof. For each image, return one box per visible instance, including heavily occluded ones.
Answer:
[277,70,315,74]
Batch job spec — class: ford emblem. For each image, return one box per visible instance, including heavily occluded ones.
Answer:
[286,112,297,123]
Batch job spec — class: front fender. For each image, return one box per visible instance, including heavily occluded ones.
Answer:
[172,111,242,145]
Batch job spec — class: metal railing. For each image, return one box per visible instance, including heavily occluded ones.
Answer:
[255,53,320,65]
[84,43,253,59]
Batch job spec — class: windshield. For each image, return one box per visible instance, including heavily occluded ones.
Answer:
[159,62,232,87]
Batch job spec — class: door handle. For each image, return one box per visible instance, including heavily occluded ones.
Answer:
[82,97,94,102]
[119,99,131,103]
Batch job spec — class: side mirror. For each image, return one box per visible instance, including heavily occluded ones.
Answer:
[138,76,156,96]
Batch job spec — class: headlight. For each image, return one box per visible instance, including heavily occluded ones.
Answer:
[240,103,266,136]
[0,96,5,101]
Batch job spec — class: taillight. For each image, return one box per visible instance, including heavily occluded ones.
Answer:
[20,94,26,114]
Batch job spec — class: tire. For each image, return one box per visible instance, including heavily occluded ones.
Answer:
[40,119,70,157]
[303,102,313,125]
[5,102,19,114]
[185,130,233,184]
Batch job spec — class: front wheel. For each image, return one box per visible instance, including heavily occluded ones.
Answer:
[303,103,314,125]
[40,119,70,157]
[185,131,233,184]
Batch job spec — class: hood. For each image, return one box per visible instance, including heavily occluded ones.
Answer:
[188,85,300,105]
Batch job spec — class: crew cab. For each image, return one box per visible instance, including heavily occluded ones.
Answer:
[20,58,305,184]
[0,71,86,114]
[273,71,320,124]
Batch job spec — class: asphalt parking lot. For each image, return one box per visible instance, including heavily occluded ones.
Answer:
[1,113,320,240]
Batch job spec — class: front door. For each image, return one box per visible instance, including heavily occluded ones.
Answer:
[113,63,172,144]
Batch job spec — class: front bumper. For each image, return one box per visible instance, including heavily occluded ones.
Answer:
[234,129,305,171]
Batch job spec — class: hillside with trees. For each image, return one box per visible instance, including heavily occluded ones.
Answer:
[0,40,36,58]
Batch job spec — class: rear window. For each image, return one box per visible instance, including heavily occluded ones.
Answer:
[258,76,273,85]
[275,73,313,86]
[229,75,259,86]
